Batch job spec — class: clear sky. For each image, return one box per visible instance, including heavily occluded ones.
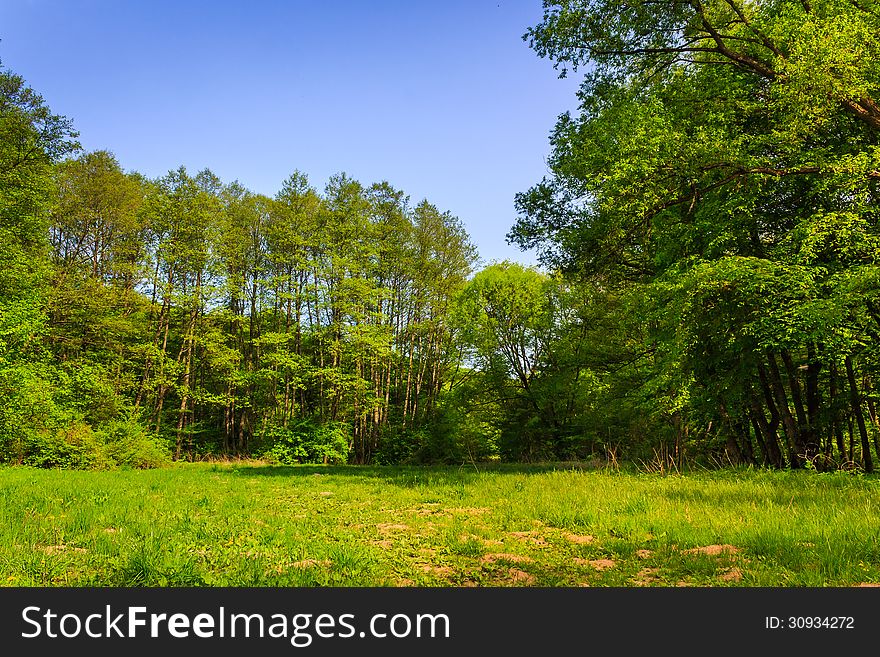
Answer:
[0,0,581,266]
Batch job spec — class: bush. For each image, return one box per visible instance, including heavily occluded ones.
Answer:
[96,417,171,469]
[372,427,424,465]
[0,360,168,470]
[372,405,501,465]
[18,418,170,470]
[261,419,350,465]
[23,421,113,469]
[0,363,64,464]
[422,405,499,464]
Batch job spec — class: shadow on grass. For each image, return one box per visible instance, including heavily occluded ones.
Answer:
[226,462,601,487]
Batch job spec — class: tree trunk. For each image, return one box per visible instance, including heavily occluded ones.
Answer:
[829,362,846,464]
[780,349,816,463]
[844,355,873,473]
[765,352,801,468]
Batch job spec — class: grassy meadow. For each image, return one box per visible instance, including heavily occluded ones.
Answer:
[2,462,879,587]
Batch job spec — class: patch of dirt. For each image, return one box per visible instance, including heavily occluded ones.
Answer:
[507,569,536,585]
[720,567,743,582]
[39,545,87,555]
[633,567,661,586]
[683,544,741,556]
[508,531,548,546]
[586,558,616,570]
[103,528,118,534]
[636,549,653,559]
[377,523,410,532]
[855,583,880,587]
[289,559,332,569]
[372,540,393,549]
[421,565,455,576]
[563,533,595,545]
[481,553,534,564]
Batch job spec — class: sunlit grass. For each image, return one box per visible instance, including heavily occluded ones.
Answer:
[1,463,878,587]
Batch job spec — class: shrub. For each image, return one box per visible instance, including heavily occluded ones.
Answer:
[96,417,171,469]
[262,419,350,465]
[23,421,113,469]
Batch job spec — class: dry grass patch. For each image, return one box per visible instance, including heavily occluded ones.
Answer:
[563,533,595,545]
[289,559,332,569]
[481,553,534,564]
[446,507,491,516]
[38,545,87,555]
[682,544,741,556]
[507,569,536,585]
[420,564,455,576]
[633,567,661,586]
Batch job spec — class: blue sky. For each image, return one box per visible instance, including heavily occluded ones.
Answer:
[0,0,581,266]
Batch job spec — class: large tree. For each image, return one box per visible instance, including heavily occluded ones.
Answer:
[512,0,880,470]
[0,64,78,462]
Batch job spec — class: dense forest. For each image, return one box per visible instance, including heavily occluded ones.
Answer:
[2,0,880,472]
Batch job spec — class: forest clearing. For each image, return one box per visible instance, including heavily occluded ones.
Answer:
[3,0,880,606]
[3,463,879,588]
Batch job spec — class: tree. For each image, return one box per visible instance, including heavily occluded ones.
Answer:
[512,1,880,469]
[455,263,599,460]
[0,64,78,463]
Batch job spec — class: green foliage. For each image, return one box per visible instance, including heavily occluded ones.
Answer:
[453,263,609,461]
[262,420,350,465]
[95,417,171,469]
[372,427,425,465]
[14,418,169,470]
[0,363,66,464]
[0,63,81,467]
[512,0,880,470]
[22,422,113,470]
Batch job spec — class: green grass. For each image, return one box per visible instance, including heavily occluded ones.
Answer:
[2,462,879,587]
